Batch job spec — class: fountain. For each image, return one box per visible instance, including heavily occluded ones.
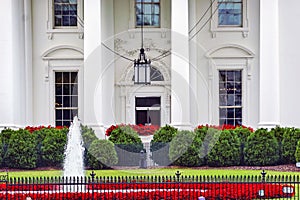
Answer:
[63,116,85,183]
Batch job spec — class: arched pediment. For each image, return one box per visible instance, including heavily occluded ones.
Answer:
[42,45,84,60]
[206,44,254,58]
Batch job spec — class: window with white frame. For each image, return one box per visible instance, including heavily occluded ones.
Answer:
[218,70,242,126]
[55,72,78,127]
[211,0,248,37]
[54,0,78,27]
[218,0,242,26]
[136,0,160,27]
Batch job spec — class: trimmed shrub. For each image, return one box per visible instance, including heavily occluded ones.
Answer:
[0,129,14,167]
[244,128,279,166]
[233,126,252,165]
[81,125,98,167]
[88,139,118,169]
[108,126,143,166]
[150,125,178,166]
[270,126,287,164]
[39,128,67,167]
[207,129,241,167]
[4,129,37,169]
[282,128,300,164]
[295,140,300,162]
[169,130,205,167]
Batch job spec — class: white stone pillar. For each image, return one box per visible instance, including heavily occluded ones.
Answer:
[84,0,115,137]
[259,0,280,128]
[84,0,103,133]
[171,0,191,130]
[0,0,14,128]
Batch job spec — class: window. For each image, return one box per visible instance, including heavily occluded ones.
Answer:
[55,72,78,127]
[218,0,242,26]
[219,70,242,126]
[54,0,78,27]
[136,0,160,27]
[210,0,248,37]
[135,97,161,126]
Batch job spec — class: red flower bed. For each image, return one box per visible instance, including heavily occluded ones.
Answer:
[25,125,66,133]
[0,182,294,200]
[106,124,159,136]
[196,124,254,132]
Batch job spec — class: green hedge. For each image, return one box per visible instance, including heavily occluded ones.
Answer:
[88,139,118,169]
[3,129,38,169]
[169,130,205,167]
[244,128,279,166]
[150,125,178,166]
[295,140,300,163]
[207,130,241,167]
[282,128,300,164]
[108,126,143,166]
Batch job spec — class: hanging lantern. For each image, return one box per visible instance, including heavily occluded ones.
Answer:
[134,48,151,84]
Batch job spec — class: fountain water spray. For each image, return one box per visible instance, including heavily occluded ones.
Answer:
[63,116,85,191]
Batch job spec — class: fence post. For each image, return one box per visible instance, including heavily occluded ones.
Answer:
[175,171,181,200]
[90,171,96,200]
[261,170,267,182]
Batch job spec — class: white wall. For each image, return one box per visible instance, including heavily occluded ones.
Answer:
[279,0,300,127]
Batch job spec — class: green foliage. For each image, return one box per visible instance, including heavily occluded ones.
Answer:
[108,126,143,166]
[81,125,98,149]
[270,126,287,164]
[282,128,300,163]
[207,130,241,167]
[295,140,300,162]
[88,139,118,169]
[39,128,67,167]
[150,125,178,166]
[0,129,14,167]
[169,130,205,167]
[244,128,279,166]
[4,129,37,169]
[233,126,252,165]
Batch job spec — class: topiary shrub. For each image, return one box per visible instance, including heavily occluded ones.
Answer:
[4,129,38,169]
[295,140,300,162]
[108,126,143,166]
[88,139,118,169]
[270,126,287,164]
[150,125,178,166]
[233,126,253,165]
[282,128,300,164]
[81,125,98,167]
[244,128,279,166]
[169,130,205,167]
[207,129,241,167]
[0,129,14,167]
[39,128,67,167]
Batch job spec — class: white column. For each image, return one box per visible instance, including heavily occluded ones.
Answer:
[84,0,103,134]
[84,0,115,137]
[24,0,33,125]
[171,0,191,130]
[0,0,14,128]
[259,0,280,128]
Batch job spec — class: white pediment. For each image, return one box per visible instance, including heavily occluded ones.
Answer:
[206,44,254,58]
[42,45,84,60]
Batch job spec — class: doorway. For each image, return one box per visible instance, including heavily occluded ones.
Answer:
[135,97,161,126]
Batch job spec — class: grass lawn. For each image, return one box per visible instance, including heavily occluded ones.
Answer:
[2,167,299,178]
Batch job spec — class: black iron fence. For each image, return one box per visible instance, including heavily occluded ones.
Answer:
[0,171,299,199]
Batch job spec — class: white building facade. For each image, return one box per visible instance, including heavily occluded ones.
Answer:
[0,0,299,137]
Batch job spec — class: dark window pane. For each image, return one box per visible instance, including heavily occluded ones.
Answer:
[71,96,78,107]
[71,109,78,118]
[235,108,242,118]
[55,72,63,83]
[227,119,234,126]
[56,110,62,120]
[63,96,70,107]
[56,121,63,126]
[219,83,226,94]
[227,95,234,106]
[136,97,161,107]
[70,16,77,26]
[63,84,70,95]
[62,16,70,26]
[54,4,62,15]
[55,84,63,95]
[227,108,234,118]
[70,84,78,95]
[62,5,70,15]
[63,121,71,127]
[63,110,71,120]
[219,108,227,118]
[55,16,62,26]
[219,95,227,106]
[63,72,70,83]
[55,96,63,107]
[71,72,78,83]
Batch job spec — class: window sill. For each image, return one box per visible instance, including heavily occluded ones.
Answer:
[211,27,249,38]
[47,28,84,40]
